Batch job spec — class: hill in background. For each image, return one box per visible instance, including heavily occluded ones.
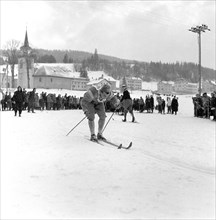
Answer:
[1,48,215,82]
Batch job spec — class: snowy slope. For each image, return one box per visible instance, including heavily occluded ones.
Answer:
[0,94,215,219]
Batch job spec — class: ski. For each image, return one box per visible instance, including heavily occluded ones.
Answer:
[119,120,139,123]
[90,139,104,146]
[84,136,104,146]
[84,136,132,150]
[100,139,132,150]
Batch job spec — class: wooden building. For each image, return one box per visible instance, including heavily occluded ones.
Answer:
[157,81,174,94]
[120,77,142,91]
[33,64,89,90]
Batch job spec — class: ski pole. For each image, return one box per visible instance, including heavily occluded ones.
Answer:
[102,111,116,134]
[102,104,120,134]
[66,116,87,136]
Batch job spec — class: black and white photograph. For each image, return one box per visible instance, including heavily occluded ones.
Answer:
[0,0,215,219]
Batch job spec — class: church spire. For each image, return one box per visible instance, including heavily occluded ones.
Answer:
[20,28,32,55]
[24,29,29,48]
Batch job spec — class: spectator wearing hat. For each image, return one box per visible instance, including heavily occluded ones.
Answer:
[120,85,135,122]
[81,84,119,142]
[12,86,25,117]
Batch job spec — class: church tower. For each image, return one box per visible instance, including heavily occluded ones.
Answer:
[18,29,34,88]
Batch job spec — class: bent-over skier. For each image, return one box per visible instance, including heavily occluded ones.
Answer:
[81,84,119,142]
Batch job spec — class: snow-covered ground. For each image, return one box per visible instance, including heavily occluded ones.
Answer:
[0,90,215,219]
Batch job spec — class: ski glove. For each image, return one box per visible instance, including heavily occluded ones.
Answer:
[90,100,97,105]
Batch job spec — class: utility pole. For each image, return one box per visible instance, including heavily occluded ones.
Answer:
[189,24,210,95]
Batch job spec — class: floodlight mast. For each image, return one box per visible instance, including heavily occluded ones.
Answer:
[188,24,210,95]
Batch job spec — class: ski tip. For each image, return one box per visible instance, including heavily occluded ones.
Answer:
[126,142,132,149]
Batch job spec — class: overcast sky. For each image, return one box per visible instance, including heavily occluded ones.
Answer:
[0,0,215,69]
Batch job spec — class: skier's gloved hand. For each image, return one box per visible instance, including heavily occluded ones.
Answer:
[115,104,121,110]
[114,99,121,109]
[90,100,97,105]
[84,110,90,118]
[97,98,106,103]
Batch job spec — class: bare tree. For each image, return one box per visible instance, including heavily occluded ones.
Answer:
[3,40,21,88]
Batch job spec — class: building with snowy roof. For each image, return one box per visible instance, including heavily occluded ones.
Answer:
[184,83,198,94]
[157,80,174,94]
[87,71,117,90]
[173,78,187,93]
[87,78,111,90]
[33,64,89,90]
[119,77,142,91]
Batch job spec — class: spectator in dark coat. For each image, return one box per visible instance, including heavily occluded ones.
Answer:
[145,95,151,113]
[171,96,179,115]
[12,86,25,117]
[161,99,166,114]
[0,89,5,111]
[210,92,216,120]
[120,85,135,122]
[150,95,154,113]
[28,88,36,113]
[202,92,210,118]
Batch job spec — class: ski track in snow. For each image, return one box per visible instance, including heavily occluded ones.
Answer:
[59,110,215,176]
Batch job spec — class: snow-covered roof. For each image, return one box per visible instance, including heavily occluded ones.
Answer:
[34,64,81,78]
[159,81,175,85]
[128,77,142,81]
[187,83,198,86]
[87,71,116,82]
[34,66,116,82]
[87,78,109,85]
[34,63,75,71]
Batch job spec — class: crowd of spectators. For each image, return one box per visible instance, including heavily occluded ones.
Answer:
[0,88,180,116]
[1,86,215,121]
[0,88,83,113]
[192,91,216,121]
[132,94,179,115]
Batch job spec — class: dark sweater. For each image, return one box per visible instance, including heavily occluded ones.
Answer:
[121,90,131,101]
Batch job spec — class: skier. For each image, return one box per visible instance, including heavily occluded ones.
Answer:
[120,85,135,122]
[81,84,119,142]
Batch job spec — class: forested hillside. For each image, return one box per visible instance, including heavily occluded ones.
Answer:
[1,48,215,82]
[34,49,127,63]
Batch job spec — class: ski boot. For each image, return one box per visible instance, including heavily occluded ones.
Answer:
[90,134,98,142]
[97,133,106,141]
